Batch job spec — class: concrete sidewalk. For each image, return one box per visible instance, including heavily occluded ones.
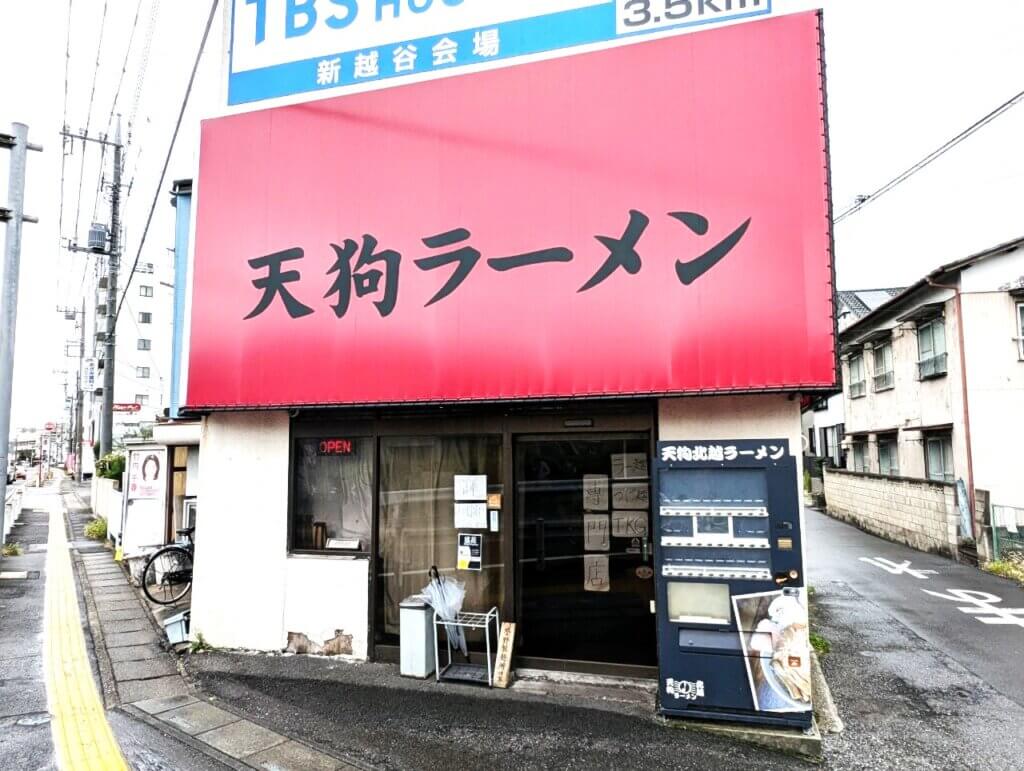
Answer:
[65,485,360,770]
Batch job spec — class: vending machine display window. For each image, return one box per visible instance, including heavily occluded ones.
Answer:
[667,582,731,625]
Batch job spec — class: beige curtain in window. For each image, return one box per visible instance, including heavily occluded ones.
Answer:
[379,436,503,638]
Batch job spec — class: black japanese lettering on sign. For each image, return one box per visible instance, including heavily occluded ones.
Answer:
[242,210,751,319]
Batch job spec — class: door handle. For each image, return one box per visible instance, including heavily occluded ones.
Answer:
[536,517,545,571]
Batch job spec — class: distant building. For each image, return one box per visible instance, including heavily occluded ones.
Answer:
[802,287,905,466]
[823,236,1024,560]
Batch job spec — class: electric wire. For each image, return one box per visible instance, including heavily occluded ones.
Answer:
[57,0,75,306]
[114,0,219,326]
[71,0,110,243]
[90,0,145,224]
[834,87,1024,224]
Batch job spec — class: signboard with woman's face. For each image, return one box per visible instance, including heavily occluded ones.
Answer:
[127,449,166,500]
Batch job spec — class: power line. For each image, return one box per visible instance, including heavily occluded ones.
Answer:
[71,0,110,242]
[57,0,75,305]
[91,0,145,224]
[835,87,1024,224]
[115,0,219,325]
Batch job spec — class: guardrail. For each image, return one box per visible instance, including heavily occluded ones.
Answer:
[3,485,24,542]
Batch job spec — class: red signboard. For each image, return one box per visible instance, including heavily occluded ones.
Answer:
[318,439,354,456]
[187,12,835,410]
[113,403,142,413]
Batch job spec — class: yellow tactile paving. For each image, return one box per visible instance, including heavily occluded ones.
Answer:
[43,496,128,770]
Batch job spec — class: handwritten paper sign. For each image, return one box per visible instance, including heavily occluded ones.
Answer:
[612,511,649,539]
[584,555,610,592]
[612,482,649,510]
[494,622,517,689]
[454,502,488,529]
[454,475,487,501]
[611,453,648,480]
[584,514,610,551]
[583,474,609,511]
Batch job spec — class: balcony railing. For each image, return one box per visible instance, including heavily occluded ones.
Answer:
[918,353,948,380]
[849,380,866,398]
[873,371,894,391]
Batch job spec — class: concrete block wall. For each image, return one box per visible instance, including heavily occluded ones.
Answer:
[823,467,958,557]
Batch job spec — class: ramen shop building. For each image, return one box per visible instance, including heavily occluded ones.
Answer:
[185,12,836,683]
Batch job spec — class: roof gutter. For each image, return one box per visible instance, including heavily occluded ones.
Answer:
[925,276,976,545]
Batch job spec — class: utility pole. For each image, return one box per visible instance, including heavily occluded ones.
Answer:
[0,123,41,541]
[100,120,123,458]
[58,299,87,482]
[62,120,122,459]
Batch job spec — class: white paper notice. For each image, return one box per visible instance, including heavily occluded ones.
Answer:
[454,475,488,501]
[612,482,650,510]
[584,514,610,551]
[611,453,649,480]
[584,555,610,592]
[489,509,500,532]
[612,511,649,539]
[454,502,488,529]
[583,474,609,511]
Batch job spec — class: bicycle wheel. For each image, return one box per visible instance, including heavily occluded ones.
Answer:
[141,545,193,605]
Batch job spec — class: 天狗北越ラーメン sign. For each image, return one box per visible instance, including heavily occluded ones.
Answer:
[228,0,773,105]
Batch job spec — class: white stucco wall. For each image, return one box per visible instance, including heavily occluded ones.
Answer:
[960,249,1024,508]
[190,411,370,655]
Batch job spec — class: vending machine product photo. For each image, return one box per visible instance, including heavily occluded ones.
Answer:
[654,438,812,728]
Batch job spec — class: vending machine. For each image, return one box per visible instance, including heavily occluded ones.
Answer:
[654,438,812,728]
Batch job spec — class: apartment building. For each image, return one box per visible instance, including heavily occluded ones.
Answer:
[823,236,1024,559]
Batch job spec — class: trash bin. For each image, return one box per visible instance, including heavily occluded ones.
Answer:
[399,595,435,678]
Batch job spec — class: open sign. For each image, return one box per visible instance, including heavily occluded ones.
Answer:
[318,438,353,456]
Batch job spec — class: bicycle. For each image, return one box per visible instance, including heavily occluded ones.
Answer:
[141,527,194,605]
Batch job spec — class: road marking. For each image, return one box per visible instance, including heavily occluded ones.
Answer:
[43,497,128,770]
[859,556,937,579]
[921,588,1024,628]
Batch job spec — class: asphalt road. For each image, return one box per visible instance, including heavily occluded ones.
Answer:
[805,508,1024,708]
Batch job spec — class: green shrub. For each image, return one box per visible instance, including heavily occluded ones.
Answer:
[95,452,125,481]
[809,631,831,655]
[84,517,107,541]
[1,542,23,557]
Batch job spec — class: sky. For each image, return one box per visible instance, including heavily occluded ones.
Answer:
[0,0,1022,430]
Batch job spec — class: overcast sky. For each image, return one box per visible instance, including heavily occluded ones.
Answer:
[1,0,1022,429]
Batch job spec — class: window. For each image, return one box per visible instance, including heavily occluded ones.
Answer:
[137,338,151,351]
[848,354,866,398]
[139,312,152,324]
[139,285,154,297]
[139,262,154,274]
[925,434,954,483]
[290,437,373,553]
[877,434,899,476]
[917,319,947,379]
[807,428,815,455]
[872,342,894,391]
[851,439,868,473]
[1016,302,1024,360]
[136,366,150,378]
[134,394,148,405]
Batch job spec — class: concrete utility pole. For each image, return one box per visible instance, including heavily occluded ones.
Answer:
[100,119,123,459]
[75,297,85,482]
[0,123,41,540]
[63,120,123,459]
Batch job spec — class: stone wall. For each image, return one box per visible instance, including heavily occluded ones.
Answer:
[823,467,959,557]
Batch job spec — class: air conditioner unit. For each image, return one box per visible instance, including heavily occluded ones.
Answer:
[88,223,109,252]
[96,304,107,317]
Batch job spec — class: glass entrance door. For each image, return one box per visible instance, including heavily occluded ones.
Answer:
[515,435,656,667]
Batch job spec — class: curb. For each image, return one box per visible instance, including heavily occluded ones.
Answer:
[119,704,251,771]
[811,651,844,735]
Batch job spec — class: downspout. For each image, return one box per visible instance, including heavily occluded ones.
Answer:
[926,277,976,544]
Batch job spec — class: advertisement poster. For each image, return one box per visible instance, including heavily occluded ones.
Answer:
[457,533,482,571]
[127,449,166,501]
[732,588,812,713]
